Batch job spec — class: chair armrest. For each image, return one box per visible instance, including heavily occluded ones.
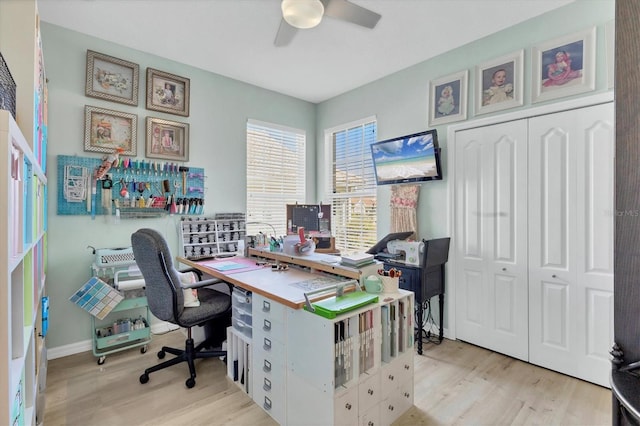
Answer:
[178,268,234,293]
[182,277,223,289]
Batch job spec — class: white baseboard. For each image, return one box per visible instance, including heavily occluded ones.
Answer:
[151,322,180,334]
[47,322,181,360]
[47,340,92,360]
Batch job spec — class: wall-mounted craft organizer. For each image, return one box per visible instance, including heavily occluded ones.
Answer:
[180,213,246,259]
[57,155,205,219]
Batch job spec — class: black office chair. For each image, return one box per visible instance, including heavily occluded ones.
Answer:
[131,228,232,388]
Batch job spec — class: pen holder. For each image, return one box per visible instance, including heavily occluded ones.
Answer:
[380,275,399,293]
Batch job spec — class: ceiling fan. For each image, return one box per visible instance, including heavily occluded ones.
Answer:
[275,0,382,46]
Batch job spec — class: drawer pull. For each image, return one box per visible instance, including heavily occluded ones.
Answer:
[264,396,272,410]
[264,337,272,351]
[404,392,411,398]
[388,374,394,381]
[368,388,374,395]
[404,364,410,370]
[263,377,272,391]
[388,404,394,411]
[262,300,271,312]
[263,359,272,372]
[345,403,352,410]
[263,319,272,331]
[368,422,374,426]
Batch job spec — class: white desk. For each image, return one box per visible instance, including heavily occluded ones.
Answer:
[178,252,415,426]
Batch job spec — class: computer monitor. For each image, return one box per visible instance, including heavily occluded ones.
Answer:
[366,231,414,254]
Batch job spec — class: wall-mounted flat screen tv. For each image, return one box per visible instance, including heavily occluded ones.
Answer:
[370,129,442,185]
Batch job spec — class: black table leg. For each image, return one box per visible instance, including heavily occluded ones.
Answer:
[438,293,444,342]
[416,296,423,355]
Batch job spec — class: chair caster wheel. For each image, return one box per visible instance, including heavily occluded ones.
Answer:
[97,356,106,365]
[157,350,165,359]
[140,374,149,384]
[141,345,148,354]
[185,378,195,388]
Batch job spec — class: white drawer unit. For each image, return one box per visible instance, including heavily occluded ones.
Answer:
[232,288,252,312]
[252,293,288,424]
[252,348,286,425]
[380,351,414,425]
[232,306,252,326]
[220,255,414,426]
[285,292,414,426]
[231,288,253,339]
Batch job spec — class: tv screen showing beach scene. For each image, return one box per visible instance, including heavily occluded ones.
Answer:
[370,129,442,185]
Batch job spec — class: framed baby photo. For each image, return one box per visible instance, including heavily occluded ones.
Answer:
[84,105,137,155]
[532,27,596,103]
[145,116,189,161]
[146,68,190,117]
[85,50,139,106]
[475,50,524,116]
[428,70,468,126]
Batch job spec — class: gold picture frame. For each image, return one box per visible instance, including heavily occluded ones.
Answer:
[84,105,137,155]
[146,68,190,117]
[85,50,139,106]
[145,116,189,161]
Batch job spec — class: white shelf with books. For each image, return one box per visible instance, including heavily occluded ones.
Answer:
[0,0,49,422]
[1,109,47,426]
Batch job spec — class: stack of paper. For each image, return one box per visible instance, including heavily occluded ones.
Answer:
[340,252,374,267]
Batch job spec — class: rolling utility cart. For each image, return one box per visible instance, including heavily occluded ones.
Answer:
[89,247,152,365]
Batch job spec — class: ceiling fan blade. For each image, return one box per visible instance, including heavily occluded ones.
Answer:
[321,0,381,29]
[274,18,298,46]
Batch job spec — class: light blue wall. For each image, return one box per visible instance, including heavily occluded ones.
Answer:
[41,22,317,349]
[316,0,614,241]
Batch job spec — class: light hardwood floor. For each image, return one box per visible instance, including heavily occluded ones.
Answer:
[44,330,611,425]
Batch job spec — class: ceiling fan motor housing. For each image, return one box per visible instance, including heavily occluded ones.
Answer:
[281,0,325,29]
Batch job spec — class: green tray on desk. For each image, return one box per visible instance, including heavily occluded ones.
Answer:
[308,291,379,319]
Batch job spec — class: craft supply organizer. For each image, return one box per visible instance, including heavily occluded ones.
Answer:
[57,154,205,218]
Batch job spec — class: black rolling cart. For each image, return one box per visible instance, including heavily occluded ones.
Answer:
[380,237,450,355]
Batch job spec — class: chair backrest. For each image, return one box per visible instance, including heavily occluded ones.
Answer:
[131,228,184,322]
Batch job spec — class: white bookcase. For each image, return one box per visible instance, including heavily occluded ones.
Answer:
[0,111,47,426]
[0,1,48,424]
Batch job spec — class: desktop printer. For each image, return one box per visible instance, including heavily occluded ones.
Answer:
[386,239,423,265]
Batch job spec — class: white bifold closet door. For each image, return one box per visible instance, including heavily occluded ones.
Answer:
[528,103,614,387]
[454,102,614,387]
[454,119,529,362]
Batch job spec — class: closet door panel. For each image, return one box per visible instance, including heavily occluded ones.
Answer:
[494,138,517,262]
[455,120,528,361]
[540,128,570,270]
[540,281,569,349]
[574,105,615,385]
[529,102,614,387]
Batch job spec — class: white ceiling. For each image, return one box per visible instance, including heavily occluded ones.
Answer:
[37,0,573,103]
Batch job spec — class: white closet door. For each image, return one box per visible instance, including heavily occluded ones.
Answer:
[528,102,614,387]
[455,120,529,361]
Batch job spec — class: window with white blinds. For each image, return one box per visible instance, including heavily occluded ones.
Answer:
[326,117,377,254]
[246,119,305,237]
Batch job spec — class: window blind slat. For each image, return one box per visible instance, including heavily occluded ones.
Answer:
[328,119,377,253]
[247,121,305,236]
